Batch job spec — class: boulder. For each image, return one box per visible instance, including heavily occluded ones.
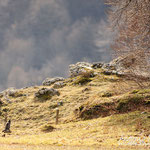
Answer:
[42,77,65,86]
[7,89,17,97]
[69,62,93,77]
[2,87,17,97]
[69,58,126,77]
[102,57,126,76]
[35,88,60,101]
[3,88,26,98]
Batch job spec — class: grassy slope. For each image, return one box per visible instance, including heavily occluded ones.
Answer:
[0,69,149,149]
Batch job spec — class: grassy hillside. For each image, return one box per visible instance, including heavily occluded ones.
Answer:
[0,67,149,149]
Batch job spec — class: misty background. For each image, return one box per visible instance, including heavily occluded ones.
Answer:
[0,0,113,91]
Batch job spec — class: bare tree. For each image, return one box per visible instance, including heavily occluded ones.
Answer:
[106,0,150,82]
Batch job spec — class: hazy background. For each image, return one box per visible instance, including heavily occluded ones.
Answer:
[0,0,113,91]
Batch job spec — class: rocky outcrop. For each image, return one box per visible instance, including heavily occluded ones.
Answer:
[6,88,18,97]
[69,59,126,77]
[0,88,16,103]
[4,88,26,98]
[68,57,131,77]
[102,63,123,76]
[91,57,126,76]
[69,62,93,77]
[42,77,65,86]
[35,88,60,101]
[3,87,16,97]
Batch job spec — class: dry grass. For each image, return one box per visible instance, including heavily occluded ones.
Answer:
[0,144,104,150]
[0,111,149,149]
[0,72,149,149]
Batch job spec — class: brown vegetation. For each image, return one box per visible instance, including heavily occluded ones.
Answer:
[106,0,150,83]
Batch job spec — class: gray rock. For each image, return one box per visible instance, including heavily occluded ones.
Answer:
[35,88,60,100]
[7,89,17,97]
[42,77,65,86]
[101,57,126,76]
[102,63,116,71]
[69,58,126,77]
[2,87,17,97]
[69,62,93,77]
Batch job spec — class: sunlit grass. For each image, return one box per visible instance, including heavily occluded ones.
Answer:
[0,111,149,150]
[0,72,149,149]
